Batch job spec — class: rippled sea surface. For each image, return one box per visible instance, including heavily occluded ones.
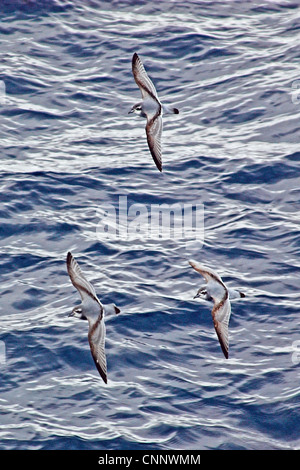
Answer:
[1,0,300,450]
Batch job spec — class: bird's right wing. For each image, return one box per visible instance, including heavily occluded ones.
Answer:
[212,294,231,359]
[88,317,107,384]
[146,113,163,172]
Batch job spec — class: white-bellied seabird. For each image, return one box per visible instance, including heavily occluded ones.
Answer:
[66,252,120,383]
[129,52,179,172]
[189,260,245,359]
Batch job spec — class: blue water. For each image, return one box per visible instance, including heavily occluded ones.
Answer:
[0,0,300,450]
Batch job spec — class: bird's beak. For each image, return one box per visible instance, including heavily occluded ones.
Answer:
[68,311,75,317]
[128,108,133,114]
[193,293,200,299]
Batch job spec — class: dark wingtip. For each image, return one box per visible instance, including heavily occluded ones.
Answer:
[154,156,162,172]
[173,108,179,114]
[221,345,229,359]
[132,52,139,64]
[94,361,108,384]
[152,156,162,172]
[101,369,108,384]
[240,292,246,298]
[66,251,72,264]
[115,306,121,315]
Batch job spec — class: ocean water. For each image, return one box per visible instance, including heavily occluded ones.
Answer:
[0,0,300,450]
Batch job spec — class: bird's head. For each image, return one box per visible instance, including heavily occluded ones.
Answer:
[68,305,87,320]
[193,286,208,300]
[128,103,143,116]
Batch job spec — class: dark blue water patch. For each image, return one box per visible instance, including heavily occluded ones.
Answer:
[63,342,93,374]
[204,241,251,259]
[251,3,299,14]
[48,221,81,240]
[1,172,86,200]
[223,188,271,206]
[286,151,300,162]
[83,241,120,257]
[66,42,98,59]
[112,348,155,378]
[282,20,300,36]
[154,343,196,369]
[39,37,95,60]
[114,249,171,276]
[71,136,121,146]
[273,124,300,140]
[12,291,46,311]
[168,30,221,45]
[41,435,163,451]
[223,161,299,185]
[214,243,267,262]
[217,441,251,451]
[69,90,99,103]
[101,292,130,310]
[223,106,265,124]
[260,89,286,101]
[0,219,80,241]
[85,163,158,180]
[116,310,178,337]
[45,171,114,193]
[2,329,64,384]
[153,32,228,59]
[165,155,207,175]
[2,106,61,122]
[0,24,19,35]
[200,46,237,61]
[0,0,73,17]
[120,304,207,340]
[0,253,43,275]
[5,76,49,96]
[1,189,70,212]
[203,73,249,93]
[240,401,300,442]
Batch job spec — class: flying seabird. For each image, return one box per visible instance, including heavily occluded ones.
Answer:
[66,251,120,383]
[129,52,179,172]
[189,260,245,359]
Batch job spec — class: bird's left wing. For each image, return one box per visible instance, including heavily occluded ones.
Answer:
[132,52,159,101]
[66,252,99,304]
[189,260,224,285]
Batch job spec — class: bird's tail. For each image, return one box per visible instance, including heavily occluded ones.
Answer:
[162,104,179,115]
[104,303,121,315]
